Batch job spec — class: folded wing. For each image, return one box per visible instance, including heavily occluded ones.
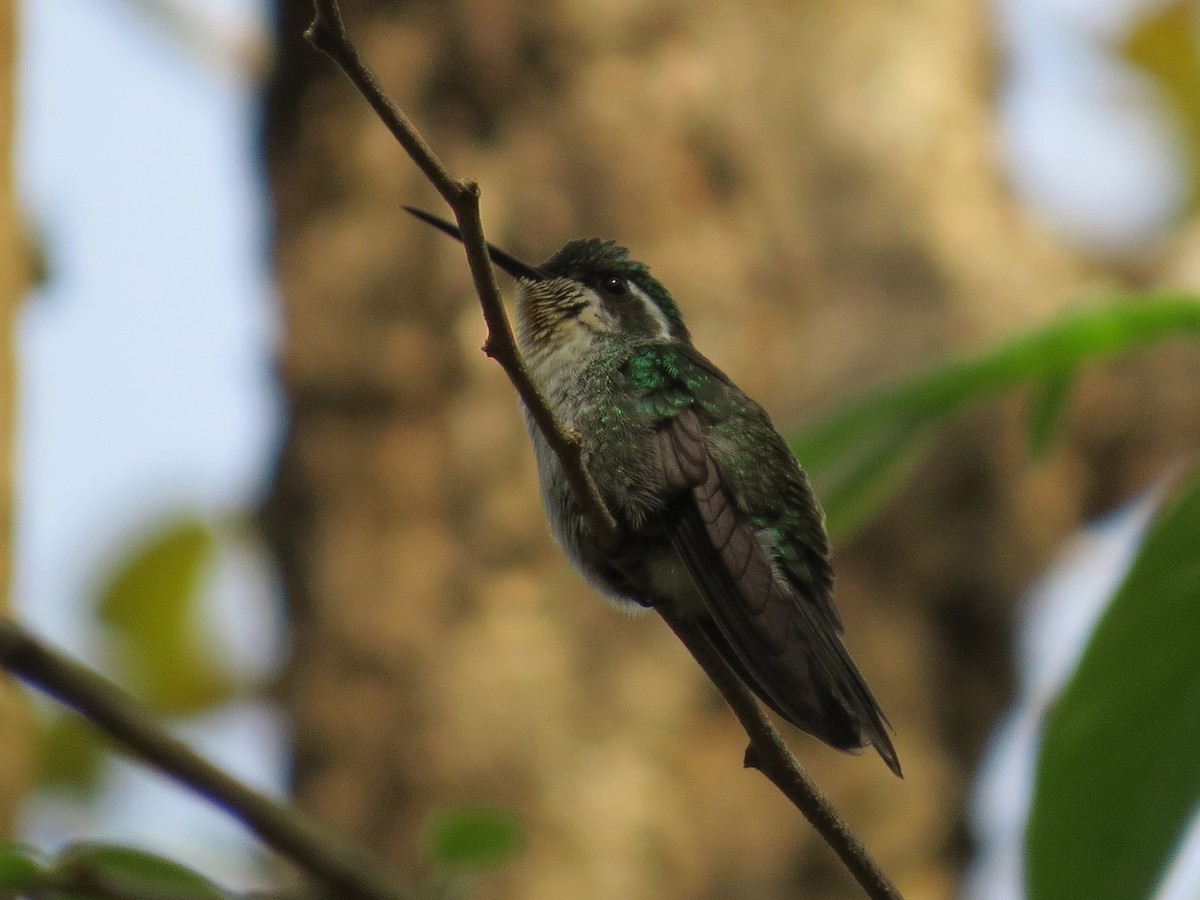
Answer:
[654,406,901,776]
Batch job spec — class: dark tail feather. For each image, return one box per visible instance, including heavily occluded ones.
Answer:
[699,618,902,777]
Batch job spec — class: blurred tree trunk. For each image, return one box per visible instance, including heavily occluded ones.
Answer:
[0,0,37,836]
[259,1,1196,898]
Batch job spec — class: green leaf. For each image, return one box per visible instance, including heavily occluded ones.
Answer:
[37,713,105,794]
[95,518,235,716]
[0,843,43,891]
[818,420,936,542]
[792,295,1200,539]
[425,806,525,870]
[1026,465,1200,900]
[53,842,227,900]
[1026,369,1076,462]
[1123,2,1200,212]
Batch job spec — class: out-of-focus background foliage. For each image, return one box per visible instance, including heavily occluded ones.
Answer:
[3,0,1200,898]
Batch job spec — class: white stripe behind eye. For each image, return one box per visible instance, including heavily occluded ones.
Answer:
[628,283,674,340]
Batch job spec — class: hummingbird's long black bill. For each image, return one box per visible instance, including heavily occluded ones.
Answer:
[403,206,548,282]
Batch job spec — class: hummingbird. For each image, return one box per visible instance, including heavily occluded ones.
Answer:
[406,207,901,776]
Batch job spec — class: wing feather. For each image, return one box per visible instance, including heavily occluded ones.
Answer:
[659,407,901,775]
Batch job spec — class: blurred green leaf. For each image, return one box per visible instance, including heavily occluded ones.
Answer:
[0,843,43,891]
[1026,465,1200,900]
[1123,1,1200,212]
[425,806,524,871]
[1026,369,1076,461]
[37,713,105,794]
[818,421,936,541]
[96,518,235,716]
[792,295,1200,541]
[53,842,226,900]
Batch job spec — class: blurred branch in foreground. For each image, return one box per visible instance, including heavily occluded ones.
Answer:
[0,619,409,900]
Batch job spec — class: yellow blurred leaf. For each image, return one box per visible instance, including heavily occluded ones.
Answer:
[95,518,236,716]
[37,714,104,794]
[1123,1,1200,209]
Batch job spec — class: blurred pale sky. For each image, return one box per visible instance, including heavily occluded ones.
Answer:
[11,0,1197,891]
[998,0,1192,256]
[16,0,281,882]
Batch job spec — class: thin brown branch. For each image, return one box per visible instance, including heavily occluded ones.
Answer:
[658,607,902,900]
[304,2,900,897]
[0,620,409,900]
[305,0,617,545]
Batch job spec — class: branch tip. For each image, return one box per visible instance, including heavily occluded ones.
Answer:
[743,743,760,770]
[305,0,344,54]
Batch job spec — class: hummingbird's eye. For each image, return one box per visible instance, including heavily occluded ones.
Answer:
[601,275,627,296]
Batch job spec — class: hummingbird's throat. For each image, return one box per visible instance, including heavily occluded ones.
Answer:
[517,282,609,350]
